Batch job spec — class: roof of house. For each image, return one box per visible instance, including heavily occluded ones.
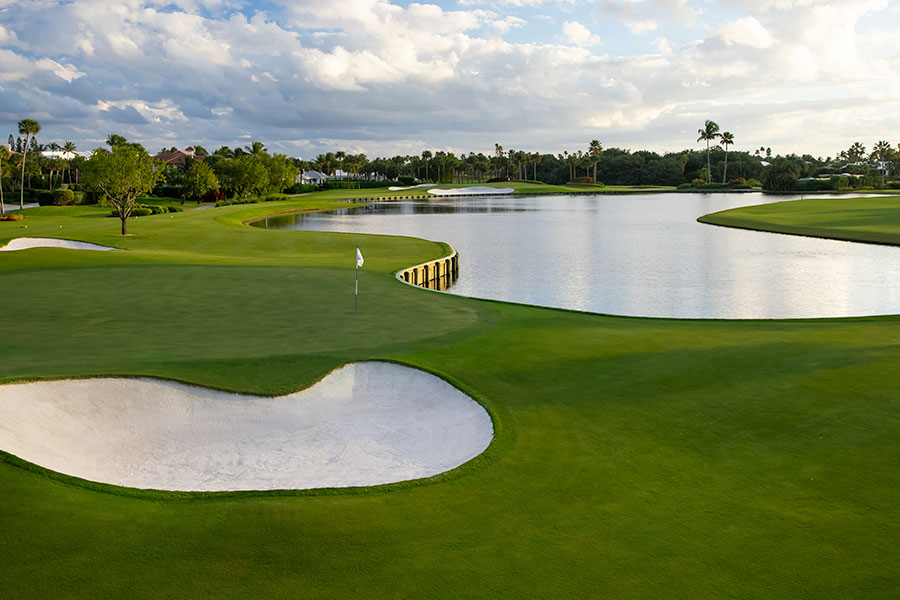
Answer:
[152,149,206,165]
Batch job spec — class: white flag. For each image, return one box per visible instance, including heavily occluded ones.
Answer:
[356,247,364,268]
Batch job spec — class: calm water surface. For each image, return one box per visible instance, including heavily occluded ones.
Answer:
[263,193,900,319]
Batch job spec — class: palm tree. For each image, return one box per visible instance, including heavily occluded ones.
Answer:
[421,150,432,181]
[872,140,892,186]
[588,140,603,183]
[106,134,127,148]
[697,120,720,183]
[63,141,76,183]
[0,145,8,215]
[245,141,266,156]
[719,131,734,183]
[847,142,865,164]
[17,118,40,208]
[334,151,346,180]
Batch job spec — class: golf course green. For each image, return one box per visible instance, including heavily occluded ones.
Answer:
[1,194,899,598]
[699,193,900,246]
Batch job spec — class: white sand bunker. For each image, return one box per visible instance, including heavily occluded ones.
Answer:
[387,183,433,191]
[0,237,116,252]
[428,186,514,196]
[0,362,493,492]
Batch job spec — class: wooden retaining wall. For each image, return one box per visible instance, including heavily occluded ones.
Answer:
[397,250,460,292]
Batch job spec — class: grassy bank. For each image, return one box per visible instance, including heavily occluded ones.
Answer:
[699,194,900,245]
[1,197,899,598]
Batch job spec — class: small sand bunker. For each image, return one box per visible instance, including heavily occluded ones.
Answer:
[0,237,116,252]
[0,362,493,491]
[387,183,433,191]
[428,186,514,196]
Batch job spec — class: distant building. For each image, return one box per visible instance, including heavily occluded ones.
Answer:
[299,170,328,185]
[152,148,206,166]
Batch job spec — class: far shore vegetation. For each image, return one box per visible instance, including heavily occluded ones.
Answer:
[3,117,899,223]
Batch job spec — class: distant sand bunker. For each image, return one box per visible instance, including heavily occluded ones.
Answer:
[0,237,116,252]
[0,362,493,491]
[428,186,514,196]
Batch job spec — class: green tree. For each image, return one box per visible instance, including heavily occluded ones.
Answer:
[697,120,720,183]
[762,157,801,191]
[588,140,603,183]
[245,141,267,156]
[17,118,40,208]
[82,145,164,235]
[872,140,892,187]
[106,134,128,148]
[0,145,9,214]
[847,142,865,164]
[180,160,219,204]
[719,131,734,183]
[62,141,77,183]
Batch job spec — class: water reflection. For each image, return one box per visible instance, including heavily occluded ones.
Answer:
[258,192,900,319]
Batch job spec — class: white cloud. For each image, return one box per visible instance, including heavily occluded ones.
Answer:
[561,21,602,46]
[0,0,897,159]
[711,17,774,49]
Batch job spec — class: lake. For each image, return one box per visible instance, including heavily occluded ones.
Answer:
[260,192,900,319]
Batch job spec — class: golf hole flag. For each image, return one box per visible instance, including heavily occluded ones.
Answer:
[355,248,364,315]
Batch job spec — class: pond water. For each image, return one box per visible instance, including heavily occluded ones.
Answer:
[261,192,900,319]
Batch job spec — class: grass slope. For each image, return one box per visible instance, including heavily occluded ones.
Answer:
[1,194,899,598]
[699,194,900,245]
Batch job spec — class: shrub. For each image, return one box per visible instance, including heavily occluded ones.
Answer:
[167,206,183,213]
[72,191,86,204]
[486,176,509,183]
[36,190,55,205]
[727,178,746,186]
[747,178,762,188]
[154,186,183,198]
[286,183,318,194]
[691,178,706,187]
[52,188,75,206]
[398,176,415,186]
[571,177,594,184]
[676,183,692,190]
[888,181,900,190]
[0,212,24,221]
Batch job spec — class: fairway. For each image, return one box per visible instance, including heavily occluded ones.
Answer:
[1,196,899,598]
[699,193,900,245]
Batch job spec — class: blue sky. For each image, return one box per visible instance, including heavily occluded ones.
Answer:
[1,0,898,159]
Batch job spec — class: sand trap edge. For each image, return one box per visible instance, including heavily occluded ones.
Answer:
[0,237,118,252]
[0,361,495,493]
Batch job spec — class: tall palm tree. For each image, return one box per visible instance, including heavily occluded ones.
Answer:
[245,141,266,156]
[421,150,432,181]
[17,118,40,208]
[872,140,892,186]
[588,140,603,183]
[334,151,346,179]
[847,142,865,164]
[719,131,734,183]
[63,141,76,183]
[0,145,8,215]
[697,120,720,183]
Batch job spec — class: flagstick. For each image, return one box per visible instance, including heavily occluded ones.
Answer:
[355,261,358,316]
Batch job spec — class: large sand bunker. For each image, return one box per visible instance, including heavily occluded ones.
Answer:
[0,362,493,491]
[428,186,514,196]
[0,237,116,252]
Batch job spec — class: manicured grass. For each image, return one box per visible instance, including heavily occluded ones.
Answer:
[1,197,899,598]
[699,194,900,245]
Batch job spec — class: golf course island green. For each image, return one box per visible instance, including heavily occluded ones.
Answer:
[699,193,900,246]
[1,194,899,598]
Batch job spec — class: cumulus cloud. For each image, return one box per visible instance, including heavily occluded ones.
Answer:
[0,0,897,158]
[561,21,602,46]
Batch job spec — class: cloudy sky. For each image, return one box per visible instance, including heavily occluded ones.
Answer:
[1,0,898,159]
